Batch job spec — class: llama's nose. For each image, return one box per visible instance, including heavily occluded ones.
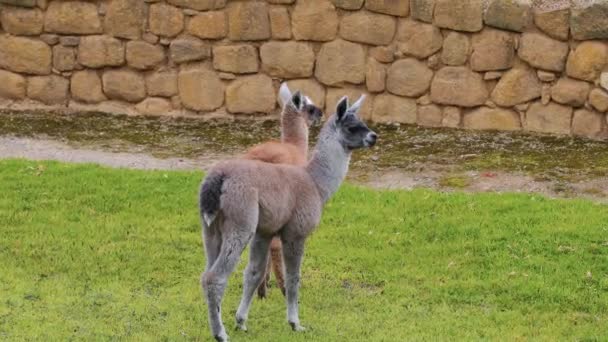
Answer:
[366,132,377,146]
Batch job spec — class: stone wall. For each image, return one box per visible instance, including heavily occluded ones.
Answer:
[1,0,608,139]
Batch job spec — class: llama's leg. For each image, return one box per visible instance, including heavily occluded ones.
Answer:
[256,254,271,299]
[236,233,272,331]
[200,221,223,339]
[270,237,286,296]
[202,229,253,342]
[281,236,306,331]
[202,221,222,271]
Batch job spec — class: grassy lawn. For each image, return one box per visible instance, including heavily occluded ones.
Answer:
[0,159,606,341]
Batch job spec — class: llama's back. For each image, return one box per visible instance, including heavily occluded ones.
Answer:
[243,141,306,166]
[200,159,318,233]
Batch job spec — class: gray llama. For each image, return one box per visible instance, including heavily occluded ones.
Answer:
[199,94,377,341]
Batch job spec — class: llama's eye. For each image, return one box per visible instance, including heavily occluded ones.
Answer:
[347,127,359,134]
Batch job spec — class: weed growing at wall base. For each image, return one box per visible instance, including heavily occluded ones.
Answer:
[0,159,606,340]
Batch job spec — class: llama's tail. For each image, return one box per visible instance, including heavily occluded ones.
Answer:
[199,171,225,227]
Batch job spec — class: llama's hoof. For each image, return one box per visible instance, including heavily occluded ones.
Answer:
[214,331,229,342]
[235,317,247,332]
[289,322,306,332]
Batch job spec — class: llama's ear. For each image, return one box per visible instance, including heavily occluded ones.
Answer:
[349,94,366,116]
[292,90,303,110]
[304,95,314,106]
[336,96,349,121]
[278,82,292,107]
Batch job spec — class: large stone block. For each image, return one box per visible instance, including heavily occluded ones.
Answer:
[70,70,106,103]
[27,75,69,105]
[285,79,326,107]
[396,20,442,59]
[227,1,270,41]
[366,58,386,93]
[417,104,442,127]
[533,8,569,41]
[315,39,365,86]
[102,69,146,102]
[78,35,125,68]
[269,7,291,40]
[517,33,569,72]
[551,78,591,108]
[525,101,572,135]
[589,88,608,113]
[566,42,608,82]
[105,0,144,40]
[146,71,178,98]
[167,0,226,10]
[430,66,488,107]
[433,0,482,32]
[370,45,395,63]
[212,45,258,74]
[463,107,521,131]
[442,106,461,128]
[59,36,79,47]
[491,67,541,107]
[0,35,51,75]
[386,58,432,97]
[372,93,416,123]
[260,42,314,79]
[135,97,172,116]
[44,1,102,34]
[365,0,409,16]
[570,2,608,40]
[326,88,373,120]
[331,0,363,10]
[40,34,60,46]
[226,74,275,114]
[52,45,77,72]
[170,36,210,64]
[410,0,434,23]
[340,11,396,46]
[292,0,338,41]
[0,6,43,35]
[572,109,604,139]
[178,67,224,111]
[149,3,184,38]
[187,11,227,39]
[470,28,515,71]
[441,32,470,66]
[0,70,27,100]
[126,41,165,70]
[483,0,531,32]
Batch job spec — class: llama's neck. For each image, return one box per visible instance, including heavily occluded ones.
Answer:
[280,106,308,155]
[306,118,350,204]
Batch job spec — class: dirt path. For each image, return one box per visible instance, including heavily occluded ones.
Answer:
[0,136,220,170]
[2,110,607,202]
[2,135,607,203]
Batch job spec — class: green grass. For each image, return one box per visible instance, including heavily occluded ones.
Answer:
[1,159,607,341]
[438,174,471,189]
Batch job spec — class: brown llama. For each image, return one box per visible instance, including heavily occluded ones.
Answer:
[243,83,322,299]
